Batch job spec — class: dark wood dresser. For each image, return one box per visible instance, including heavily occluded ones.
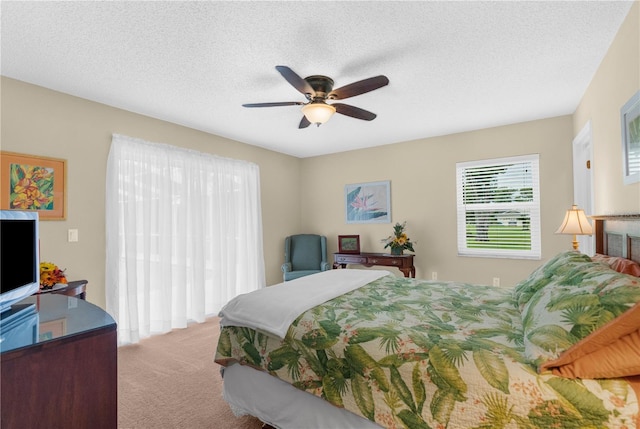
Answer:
[1,294,117,428]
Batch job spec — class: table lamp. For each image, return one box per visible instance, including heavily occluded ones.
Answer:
[556,204,593,251]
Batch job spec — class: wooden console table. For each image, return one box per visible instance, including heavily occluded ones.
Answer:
[333,252,416,278]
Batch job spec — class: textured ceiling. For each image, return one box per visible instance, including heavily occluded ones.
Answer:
[1,1,634,158]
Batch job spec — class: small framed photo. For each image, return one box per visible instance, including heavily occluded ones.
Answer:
[0,151,67,220]
[338,235,360,254]
[621,90,640,185]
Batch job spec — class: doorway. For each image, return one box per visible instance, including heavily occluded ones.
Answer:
[572,122,595,255]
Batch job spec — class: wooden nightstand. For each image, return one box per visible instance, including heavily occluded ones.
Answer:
[35,279,88,300]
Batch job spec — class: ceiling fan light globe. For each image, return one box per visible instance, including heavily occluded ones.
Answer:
[301,103,336,125]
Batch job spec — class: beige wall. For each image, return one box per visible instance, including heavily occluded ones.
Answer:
[574,1,639,215]
[1,2,637,310]
[1,77,301,309]
[300,1,639,287]
[300,116,575,287]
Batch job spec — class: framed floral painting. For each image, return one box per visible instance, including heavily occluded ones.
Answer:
[345,180,391,224]
[0,151,67,220]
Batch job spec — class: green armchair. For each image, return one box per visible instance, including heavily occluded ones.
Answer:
[281,234,331,281]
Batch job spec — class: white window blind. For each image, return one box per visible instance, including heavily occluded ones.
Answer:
[456,154,541,259]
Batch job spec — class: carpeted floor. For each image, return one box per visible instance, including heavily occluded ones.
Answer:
[118,317,267,429]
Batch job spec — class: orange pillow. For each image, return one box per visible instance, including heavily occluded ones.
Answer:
[540,302,640,378]
[591,254,640,277]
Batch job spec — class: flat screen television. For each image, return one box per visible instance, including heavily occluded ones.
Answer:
[0,210,40,313]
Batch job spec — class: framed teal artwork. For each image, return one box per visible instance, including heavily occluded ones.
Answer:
[345,180,391,224]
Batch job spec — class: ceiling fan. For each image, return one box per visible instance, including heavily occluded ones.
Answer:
[243,66,389,128]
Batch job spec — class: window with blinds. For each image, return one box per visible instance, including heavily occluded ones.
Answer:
[456,154,541,259]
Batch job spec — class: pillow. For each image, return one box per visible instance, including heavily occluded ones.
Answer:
[540,302,640,378]
[591,253,640,277]
[522,261,640,371]
[540,316,640,378]
[512,251,592,310]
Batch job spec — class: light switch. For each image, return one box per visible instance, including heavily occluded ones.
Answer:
[68,229,79,242]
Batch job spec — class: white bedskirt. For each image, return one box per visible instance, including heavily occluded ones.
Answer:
[221,363,383,429]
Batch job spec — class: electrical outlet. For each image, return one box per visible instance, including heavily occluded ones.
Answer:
[492,277,500,287]
[431,271,438,280]
[68,297,78,309]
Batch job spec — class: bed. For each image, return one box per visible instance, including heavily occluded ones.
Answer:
[215,215,640,428]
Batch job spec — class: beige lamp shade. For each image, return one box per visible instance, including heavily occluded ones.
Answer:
[302,102,336,125]
[556,204,593,250]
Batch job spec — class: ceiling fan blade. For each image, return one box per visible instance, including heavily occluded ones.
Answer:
[242,101,303,108]
[333,103,377,121]
[328,75,389,100]
[276,65,315,96]
[299,116,311,129]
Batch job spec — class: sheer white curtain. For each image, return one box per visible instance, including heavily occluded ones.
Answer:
[105,134,265,344]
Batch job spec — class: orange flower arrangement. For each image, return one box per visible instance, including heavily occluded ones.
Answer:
[40,262,67,290]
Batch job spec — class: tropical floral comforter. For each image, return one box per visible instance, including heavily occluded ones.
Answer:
[215,273,639,428]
